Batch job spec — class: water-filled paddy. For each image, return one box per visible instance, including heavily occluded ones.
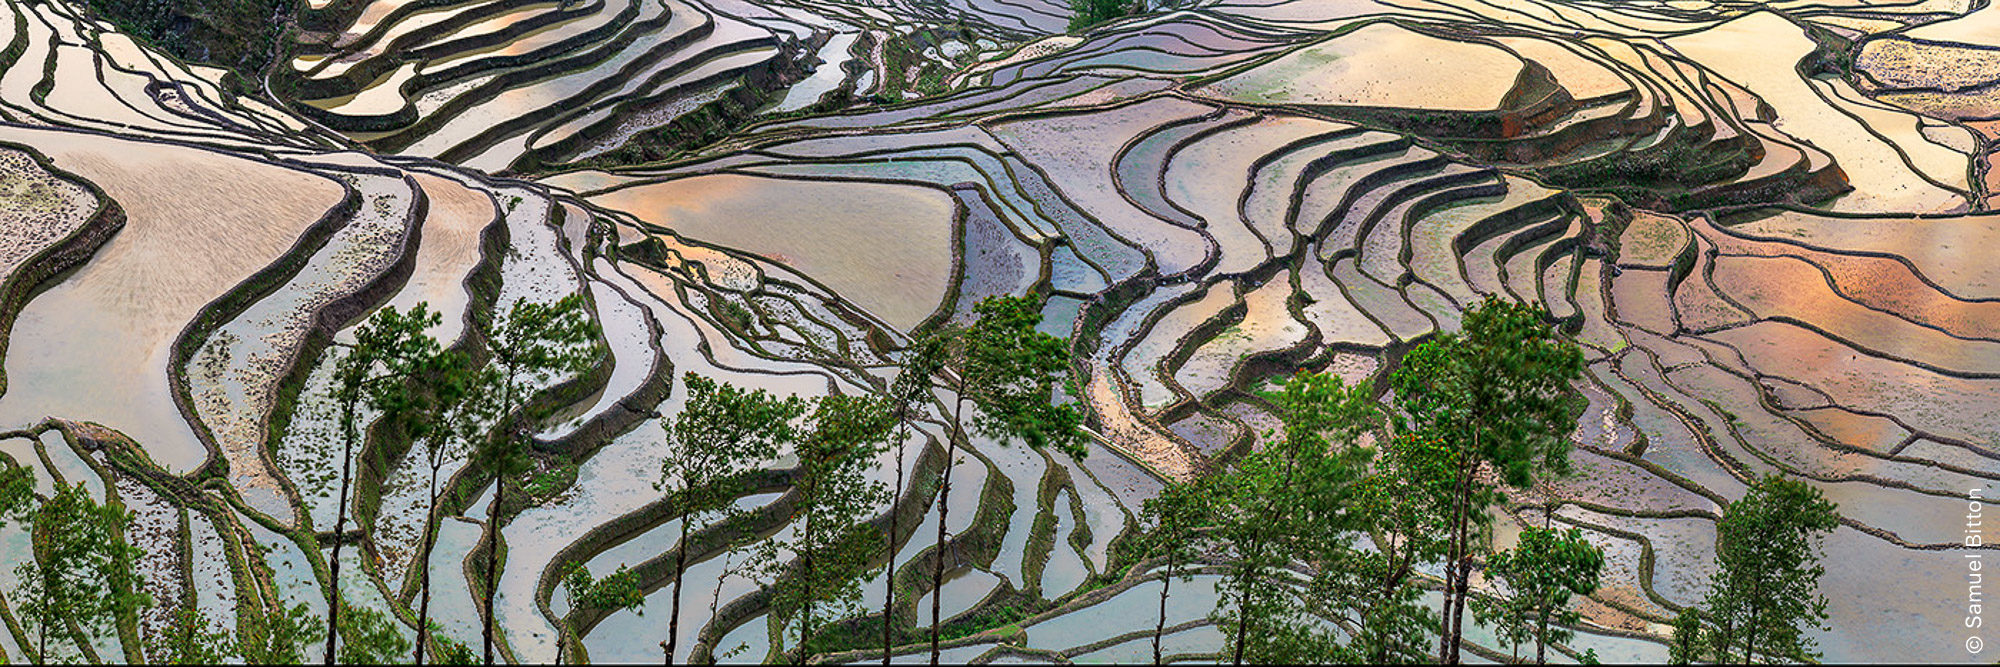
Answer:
[590,173,955,331]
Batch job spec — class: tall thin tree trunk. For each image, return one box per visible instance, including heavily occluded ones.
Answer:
[929,394,966,666]
[1439,433,1477,665]
[798,470,817,666]
[1438,466,1465,664]
[1450,430,1486,663]
[883,422,907,666]
[1715,618,1734,665]
[1741,611,1758,665]
[36,564,48,662]
[416,458,443,665]
[483,478,504,665]
[1535,608,1547,664]
[1446,476,1471,664]
[1232,435,1303,665]
[1437,511,1457,665]
[706,553,733,666]
[1230,562,1250,666]
[1153,563,1172,666]
[327,402,358,665]
[485,367,520,666]
[1450,545,1471,661]
[666,509,691,664]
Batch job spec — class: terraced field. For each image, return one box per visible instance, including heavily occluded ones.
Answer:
[0,0,1992,662]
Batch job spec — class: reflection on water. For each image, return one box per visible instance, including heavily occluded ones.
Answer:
[0,125,343,474]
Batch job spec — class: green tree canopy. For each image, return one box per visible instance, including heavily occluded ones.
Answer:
[337,602,413,664]
[326,303,446,664]
[14,480,146,663]
[657,372,805,662]
[1068,0,1136,31]
[1697,475,1841,664]
[768,393,895,664]
[148,606,236,664]
[952,295,1086,460]
[1389,296,1583,663]
[472,293,601,665]
[1473,526,1604,664]
[922,294,1083,662]
[1211,371,1377,664]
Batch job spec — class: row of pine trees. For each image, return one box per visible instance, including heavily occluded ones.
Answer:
[0,293,1840,665]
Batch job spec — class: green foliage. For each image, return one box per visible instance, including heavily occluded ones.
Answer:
[326,303,447,662]
[1129,474,1209,665]
[77,0,292,75]
[473,294,601,481]
[336,602,412,664]
[1473,526,1605,663]
[717,299,756,332]
[563,563,647,614]
[1687,475,1841,664]
[1390,296,1584,488]
[0,466,32,522]
[476,293,601,472]
[918,295,1084,662]
[241,601,322,664]
[943,295,1086,460]
[1130,475,1206,568]
[658,372,805,662]
[408,327,496,666]
[661,373,806,511]
[1668,607,1703,665]
[1068,0,1137,31]
[764,393,895,663]
[147,605,236,664]
[13,480,146,663]
[1206,371,1379,664]
[1311,431,1451,664]
[336,304,446,441]
[1388,296,1583,660]
[1135,372,1396,663]
[422,349,504,471]
[428,633,477,665]
[472,293,600,663]
[481,294,602,388]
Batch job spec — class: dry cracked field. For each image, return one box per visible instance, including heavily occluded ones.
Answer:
[0,0,1992,662]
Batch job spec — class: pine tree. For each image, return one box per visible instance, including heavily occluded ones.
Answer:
[1129,478,1207,665]
[1390,297,1583,664]
[471,294,600,665]
[1212,371,1375,664]
[919,295,1084,665]
[1473,526,1604,663]
[1317,431,1450,664]
[337,601,412,664]
[882,336,942,664]
[14,480,146,663]
[147,606,237,664]
[766,394,894,664]
[325,304,445,663]
[415,350,501,665]
[557,562,645,663]
[241,601,322,664]
[1668,607,1704,665]
[1697,475,1840,663]
[658,373,804,663]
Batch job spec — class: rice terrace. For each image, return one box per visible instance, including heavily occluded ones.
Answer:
[0,0,1990,662]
